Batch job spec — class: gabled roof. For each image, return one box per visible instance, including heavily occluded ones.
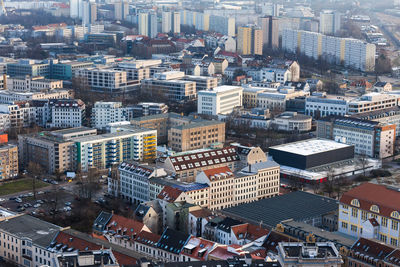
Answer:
[105,214,147,236]
[93,211,113,232]
[262,231,296,253]
[157,185,184,203]
[168,146,239,172]
[217,217,243,233]
[368,218,379,227]
[208,245,245,260]
[203,166,234,181]
[156,228,190,254]
[340,183,400,218]
[135,230,160,247]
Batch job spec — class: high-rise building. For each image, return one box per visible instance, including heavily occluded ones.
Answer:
[258,16,279,49]
[319,10,341,35]
[82,0,97,26]
[209,15,235,36]
[114,1,129,21]
[138,11,158,38]
[69,0,81,18]
[172,11,180,34]
[237,25,263,55]
[161,11,171,33]
[0,143,18,180]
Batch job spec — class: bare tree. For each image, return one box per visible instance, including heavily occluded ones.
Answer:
[27,161,43,200]
[358,152,369,177]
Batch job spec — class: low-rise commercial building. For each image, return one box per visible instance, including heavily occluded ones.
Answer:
[348,93,399,114]
[6,76,63,92]
[271,112,312,132]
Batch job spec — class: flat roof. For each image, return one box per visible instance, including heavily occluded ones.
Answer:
[269,139,352,156]
[172,120,224,130]
[222,191,338,228]
[199,85,243,94]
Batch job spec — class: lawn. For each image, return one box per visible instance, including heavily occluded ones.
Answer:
[0,178,49,196]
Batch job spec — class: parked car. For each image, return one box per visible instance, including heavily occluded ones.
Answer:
[65,202,71,206]
[15,198,22,203]
[33,204,41,208]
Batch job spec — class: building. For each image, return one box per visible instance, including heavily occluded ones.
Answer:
[268,138,354,170]
[138,11,158,38]
[282,29,376,72]
[198,86,243,115]
[91,101,127,130]
[305,94,349,117]
[196,160,280,211]
[18,127,97,173]
[0,143,18,180]
[74,68,134,93]
[319,10,341,35]
[350,106,400,137]
[271,112,312,132]
[317,117,395,158]
[258,16,279,49]
[168,120,225,152]
[82,0,97,26]
[277,242,343,267]
[222,191,338,228]
[114,0,128,21]
[209,15,235,36]
[237,25,263,56]
[75,126,157,171]
[257,89,309,111]
[141,72,197,101]
[0,89,71,104]
[0,214,62,267]
[348,93,399,115]
[7,59,50,78]
[339,183,400,247]
[161,144,268,182]
[51,61,94,80]
[47,99,85,128]
[162,11,180,34]
[183,76,218,92]
[118,161,167,204]
[6,76,63,92]
[129,102,168,118]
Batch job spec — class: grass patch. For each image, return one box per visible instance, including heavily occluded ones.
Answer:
[0,179,48,196]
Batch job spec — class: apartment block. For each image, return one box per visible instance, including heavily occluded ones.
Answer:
[75,126,157,171]
[129,102,168,118]
[168,120,225,152]
[183,75,218,92]
[0,144,18,180]
[197,85,243,115]
[282,29,376,72]
[47,99,85,128]
[91,101,127,130]
[237,25,263,56]
[258,16,279,49]
[339,183,400,247]
[0,89,71,104]
[208,15,235,36]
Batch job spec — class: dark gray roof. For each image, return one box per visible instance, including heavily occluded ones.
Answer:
[217,217,243,233]
[0,215,61,248]
[222,191,338,228]
[93,211,112,233]
[160,259,281,267]
[156,228,190,254]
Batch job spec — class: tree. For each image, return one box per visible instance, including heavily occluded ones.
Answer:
[358,152,369,177]
[27,161,43,200]
[78,167,101,201]
[375,54,392,75]
[323,167,336,198]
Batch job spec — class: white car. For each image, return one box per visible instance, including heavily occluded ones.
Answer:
[63,206,72,212]
[33,203,41,208]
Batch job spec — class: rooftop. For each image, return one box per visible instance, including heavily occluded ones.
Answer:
[156,228,190,254]
[269,138,352,156]
[222,191,338,228]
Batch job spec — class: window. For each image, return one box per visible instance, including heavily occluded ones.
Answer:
[351,208,358,218]
[361,211,368,221]
[380,234,387,243]
[392,220,399,231]
[341,222,348,229]
[390,238,398,246]
[370,205,380,214]
[351,225,357,232]
[382,217,388,227]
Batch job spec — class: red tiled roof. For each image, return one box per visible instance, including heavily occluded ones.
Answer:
[209,245,243,260]
[231,223,269,241]
[168,146,239,172]
[250,248,267,260]
[113,251,137,265]
[181,237,216,260]
[189,208,213,219]
[340,183,400,218]
[135,230,160,247]
[106,214,148,236]
[55,231,100,251]
[157,185,184,203]
[203,166,233,181]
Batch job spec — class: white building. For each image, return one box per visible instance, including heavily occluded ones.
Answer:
[47,99,85,129]
[348,93,399,115]
[257,88,309,111]
[305,95,349,117]
[0,90,70,104]
[91,101,127,130]
[197,85,243,115]
[272,112,312,132]
[74,68,132,93]
[247,68,291,83]
[319,10,341,35]
[6,76,63,92]
[118,162,167,204]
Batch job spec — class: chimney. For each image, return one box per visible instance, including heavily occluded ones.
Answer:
[249,164,252,173]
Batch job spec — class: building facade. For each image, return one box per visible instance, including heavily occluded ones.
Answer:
[197,86,243,115]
